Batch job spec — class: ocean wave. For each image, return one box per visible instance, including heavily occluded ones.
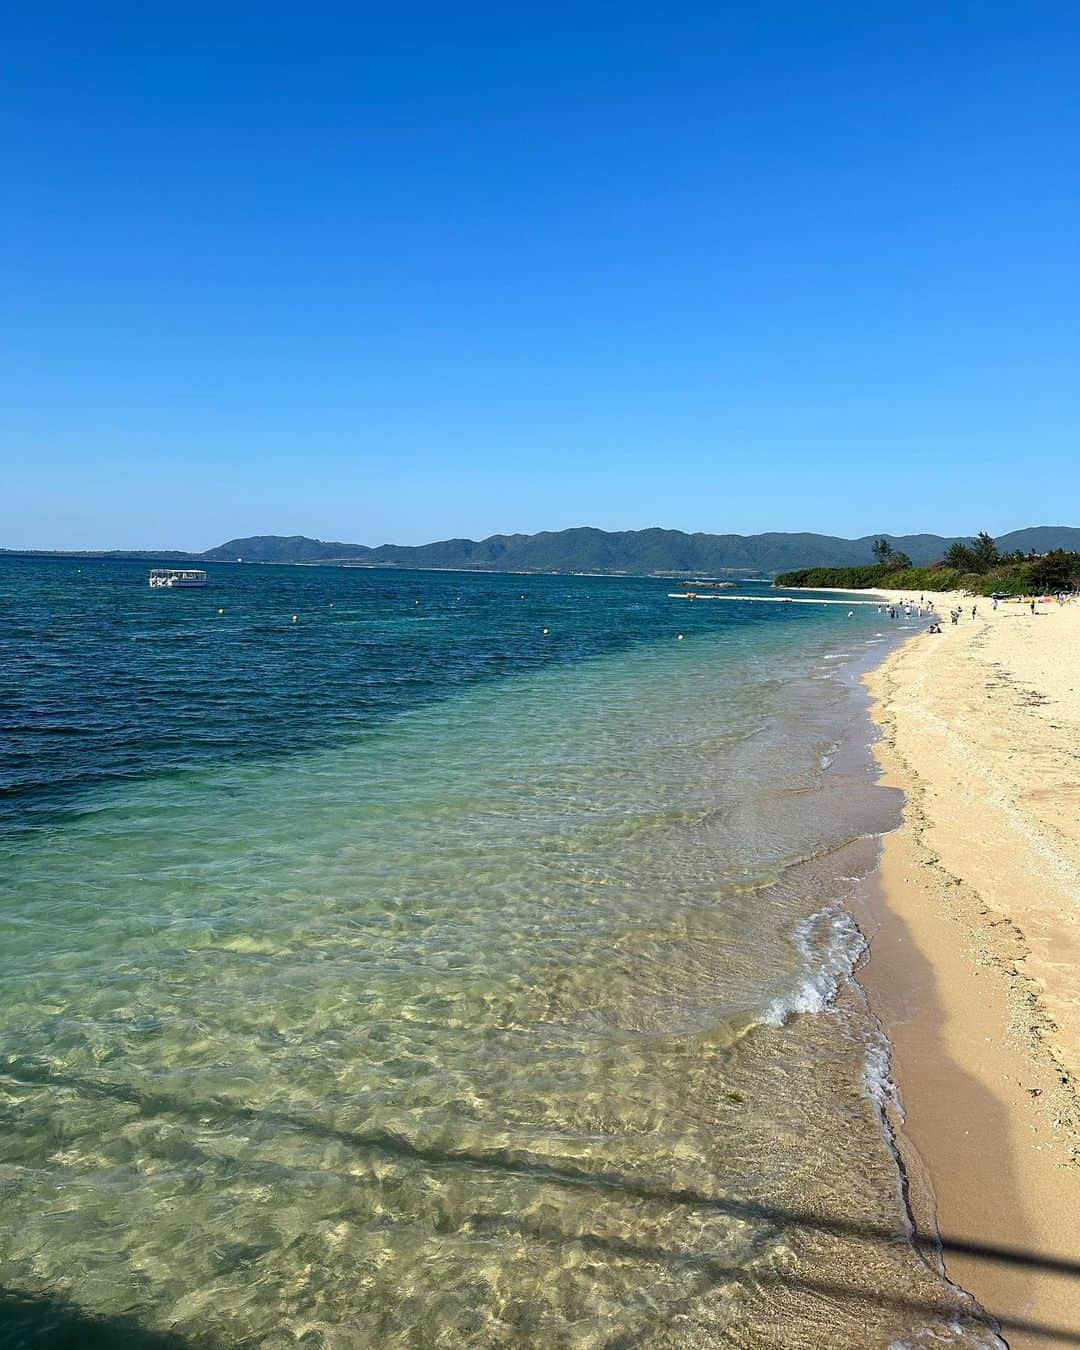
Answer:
[862,1028,904,1122]
[761,905,866,1027]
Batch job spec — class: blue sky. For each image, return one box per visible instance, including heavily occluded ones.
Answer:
[4,2,1078,549]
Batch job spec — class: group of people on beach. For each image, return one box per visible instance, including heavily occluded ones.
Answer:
[1015,592,1072,611]
[875,601,931,620]
[875,597,935,622]
[924,591,1072,635]
[872,595,956,635]
[873,589,1073,640]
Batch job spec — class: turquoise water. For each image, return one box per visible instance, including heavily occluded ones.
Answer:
[0,560,994,1347]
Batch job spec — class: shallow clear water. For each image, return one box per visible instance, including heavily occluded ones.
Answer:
[0,560,995,1346]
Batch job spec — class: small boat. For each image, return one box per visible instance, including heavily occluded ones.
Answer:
[149,568,208,589]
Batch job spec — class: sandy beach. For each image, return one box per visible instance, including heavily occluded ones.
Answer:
[855,590,1080,1346]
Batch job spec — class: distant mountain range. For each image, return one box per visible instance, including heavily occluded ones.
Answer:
[202,525,1078,572]
[8,525,1075,575]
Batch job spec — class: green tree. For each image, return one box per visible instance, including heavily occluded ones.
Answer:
[969,531,1000,573]
[944,541,975,570]
[871,537,894,562]
[1029,550,1080,593]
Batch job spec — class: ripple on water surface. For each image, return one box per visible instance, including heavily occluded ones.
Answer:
[0,560,998,1347]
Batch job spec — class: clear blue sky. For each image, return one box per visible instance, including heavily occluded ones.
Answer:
[4,2,1078,550]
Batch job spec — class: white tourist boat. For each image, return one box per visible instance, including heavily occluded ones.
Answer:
[148,568,208,589]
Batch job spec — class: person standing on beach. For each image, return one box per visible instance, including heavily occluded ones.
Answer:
[971,605,977,619]
[1031,599,1037,614]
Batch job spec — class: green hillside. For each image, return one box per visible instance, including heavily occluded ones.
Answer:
[201,525,1080,574]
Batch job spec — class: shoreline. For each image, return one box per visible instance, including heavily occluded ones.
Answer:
[855,590,1080,1346]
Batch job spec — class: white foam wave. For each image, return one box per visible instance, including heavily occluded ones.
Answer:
[862,1031,904,1122]
[761,906,865,1027]
[888,1322,1007,1348]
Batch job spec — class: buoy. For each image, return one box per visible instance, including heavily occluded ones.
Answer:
[543,628,549,635]
[677,633,684,640]
[292,615,298,622]
[847,611,854,618]
[218,608,224,615]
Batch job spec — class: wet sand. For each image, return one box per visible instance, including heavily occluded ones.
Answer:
[860,593,1080,1347]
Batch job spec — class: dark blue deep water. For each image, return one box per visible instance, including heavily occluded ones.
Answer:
[3,559,793,830]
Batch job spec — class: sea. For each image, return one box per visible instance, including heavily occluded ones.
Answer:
[0,558,1001,1348]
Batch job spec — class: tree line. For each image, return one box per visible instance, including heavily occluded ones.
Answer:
[777,533,1080,595]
